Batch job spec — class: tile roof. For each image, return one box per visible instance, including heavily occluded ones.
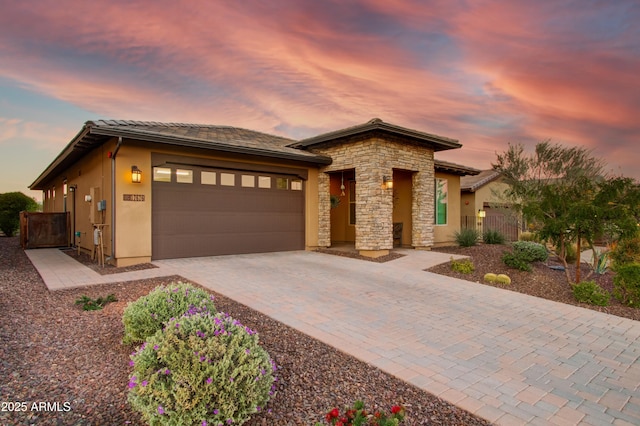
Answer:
[291,118,462,152]
[460,169,502,192]
[434,159,481,176]
[88,120,328,161]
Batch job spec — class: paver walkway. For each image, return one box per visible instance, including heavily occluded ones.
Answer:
[27,248,640,425]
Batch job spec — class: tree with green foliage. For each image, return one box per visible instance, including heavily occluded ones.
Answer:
[493,141,639,284]
[0,192,39,237]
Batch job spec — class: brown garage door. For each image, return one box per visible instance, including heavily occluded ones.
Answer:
[152,165,305,259]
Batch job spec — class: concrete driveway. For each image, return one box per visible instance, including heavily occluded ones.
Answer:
[28,248,640,425]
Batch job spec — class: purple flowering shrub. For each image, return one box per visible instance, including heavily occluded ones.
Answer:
[122,282,216,344]
[128,312,277,426]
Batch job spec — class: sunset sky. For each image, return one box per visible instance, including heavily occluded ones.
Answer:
[1,0,639,201]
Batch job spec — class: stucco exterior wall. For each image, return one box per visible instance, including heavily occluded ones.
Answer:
[311,136,435,252]
[39,139,320,266]
[41,140,115,258]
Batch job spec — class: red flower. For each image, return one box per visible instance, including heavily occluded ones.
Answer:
[326,408,340,421]
[391,405,403,414]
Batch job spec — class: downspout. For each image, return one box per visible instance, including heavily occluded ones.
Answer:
[109,136,124,263]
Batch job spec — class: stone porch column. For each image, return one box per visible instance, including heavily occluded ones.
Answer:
[355,167,393,256]
[317,172,331,247]
[412,168,435,249]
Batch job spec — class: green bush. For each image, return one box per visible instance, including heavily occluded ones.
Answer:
[502,252,532,271]
[613,263,640,308]
[128,313,275,426]
[572,280,610,306]
[512,241,548,262]
[483,229,506,245]
[450,257,474,274]
[75,294,117,311]
[122,282,216,344]
[483,273,497,283]
[496,274,511,285]
[0,192,39,237]
[454,228,481,247]
[610,237,640,269]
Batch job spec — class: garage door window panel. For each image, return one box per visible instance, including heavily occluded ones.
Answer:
[220,173,235,186]
[258,176,271,188]
[241,175,255,188]
[176,169,193,183]
[201,171,216,185]
[154,167,172,182]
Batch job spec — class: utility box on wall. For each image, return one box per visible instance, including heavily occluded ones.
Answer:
[97,200,106,211]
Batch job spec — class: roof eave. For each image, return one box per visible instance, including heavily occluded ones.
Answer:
[89,127,332,165]
[29,123,93,190]
[291,121,462,152]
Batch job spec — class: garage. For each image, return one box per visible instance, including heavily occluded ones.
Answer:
[151,155,306,260]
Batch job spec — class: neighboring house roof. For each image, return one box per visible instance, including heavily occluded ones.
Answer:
[30,120,332,190]
[460,169,501,192]
[290,118,462,152]
[434,159,481,176]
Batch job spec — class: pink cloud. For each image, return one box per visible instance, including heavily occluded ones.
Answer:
[0,0,637,181]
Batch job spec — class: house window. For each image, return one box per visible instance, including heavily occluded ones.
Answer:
[63,181,68,212]
[349,180,356,225]
[176,169,193,183]
[258,176,271,188]
[435,178,448,225]
[291,179,302,191]
[276,178,288,190]
[220,173,235,186]
[153,167,172,182]
[241,175,255,187]
[201,171,216,185]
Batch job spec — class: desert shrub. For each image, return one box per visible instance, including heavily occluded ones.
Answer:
[450,257,474,274]
[610,236,640,269]
[128,313,275,426]
[496,274,511,285]
[502,252,532,272]
[572,281,610,306]
[75,294,117,311]
[454,228,481,247]
[519,231,538,242]
[512,241,548,262]
[483,273,497,283]
[613,263,640,308]
[483,230,506,245]
[122,282,216,344]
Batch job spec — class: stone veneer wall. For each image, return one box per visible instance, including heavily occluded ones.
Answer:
[312,135,435,250]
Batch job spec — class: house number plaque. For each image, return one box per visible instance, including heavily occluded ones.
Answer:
[123,194,145,201]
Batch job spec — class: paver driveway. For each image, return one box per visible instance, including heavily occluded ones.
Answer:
[154,250,640,426]
[27,248,640,425]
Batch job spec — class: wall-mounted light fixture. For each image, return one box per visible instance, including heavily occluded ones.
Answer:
[131,166,142,183]
[383,175,393,189]
[477,209,486,218]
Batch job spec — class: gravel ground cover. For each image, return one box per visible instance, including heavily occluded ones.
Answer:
[0,237,490,426]
[428,244,640,321]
